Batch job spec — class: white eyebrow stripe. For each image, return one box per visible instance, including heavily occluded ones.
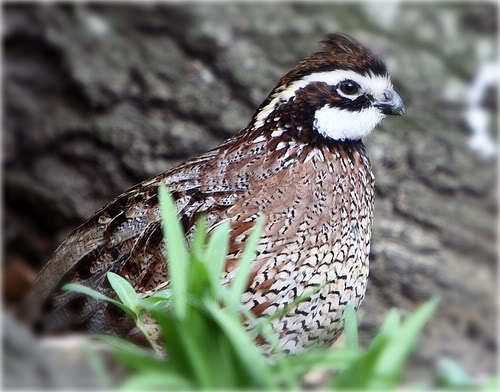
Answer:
[301,70,392,95]
[253,69,392,129]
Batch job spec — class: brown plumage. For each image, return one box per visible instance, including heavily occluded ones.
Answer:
[21,33,404,353]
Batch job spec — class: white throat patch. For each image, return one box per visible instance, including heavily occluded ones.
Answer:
[253,69,392,140]
[314,105,384,141]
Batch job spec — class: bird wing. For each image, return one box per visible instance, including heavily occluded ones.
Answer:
[20,130,295,332]
[19,135,246,330]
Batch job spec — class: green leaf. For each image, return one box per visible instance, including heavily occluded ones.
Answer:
[176,311,217,388]
[378,309,401,336]
[285,348,360,374]
[158,185,189,319]
[228,215,264,307]
[209,334,240,388]
[187,260,211,301]
[480,377,498,391]
[436,358,474,388]
[191,215,208,262]
[140,290,171,310]
[267,284,323,322]
[242,311,298,389]
[371,298,440,387]
[331,298,439,389]
[330,328,391,388]
[120,372,193,390]
[148,289,171,299]
[62,283,134,318]
[204,299,274,388]
[369,308,400,349]
[98,335,166,373]
[99,334,151,354]
[344,304,359,350]
[151,310,193,377]
[205,220,230,294]
[107,272,139,312]
[141,289,170,303]
[82,343,112,388]
[62,283,114,303]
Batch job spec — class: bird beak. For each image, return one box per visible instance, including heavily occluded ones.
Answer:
[374,89,405,116]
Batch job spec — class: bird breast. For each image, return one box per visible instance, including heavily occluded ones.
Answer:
[217,139,375,353]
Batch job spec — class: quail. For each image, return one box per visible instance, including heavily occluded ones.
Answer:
[21,33,405,353]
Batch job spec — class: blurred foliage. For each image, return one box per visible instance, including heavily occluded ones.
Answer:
[64,186,496,390]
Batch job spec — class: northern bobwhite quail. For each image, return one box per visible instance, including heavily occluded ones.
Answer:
[21,33,405,354]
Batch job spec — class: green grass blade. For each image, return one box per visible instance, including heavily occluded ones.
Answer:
[82,344,112,388]
[268,284,323,321]
[62,283,114,303]
[330,332,390,388]
[151,309,197,377]
[210,335,240,388]
[188,262,212,302]
[120,371,193,390]
[146,289,171,300]
[379,309,400,335]
[205,220,230,292]
[98,335,166,373]
[332,298,439,388]
[344,304,359,350]
[436,358,474,388]
[285,348,361,374]
[62,283,135,318]
[204,299,274,388]
[480,377,498,391]
[191,215,208,262]
[107,272,139,312]
[228,215,264,307]
[99,334,153,355]
[240,309,298,389]
[140,289,171,310]
[370,308,400,348]
[158,184,189,319]
[173,311,217,388]
[371,298,439,387]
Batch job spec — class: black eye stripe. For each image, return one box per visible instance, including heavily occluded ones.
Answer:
[295,81,374,112]
[334,94,373,111]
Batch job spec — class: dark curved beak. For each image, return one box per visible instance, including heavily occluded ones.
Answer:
[374,89,405,116]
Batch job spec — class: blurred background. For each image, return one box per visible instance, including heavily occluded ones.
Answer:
[3,1,498,388]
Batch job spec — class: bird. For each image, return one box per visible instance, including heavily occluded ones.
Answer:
[21,33,404,354]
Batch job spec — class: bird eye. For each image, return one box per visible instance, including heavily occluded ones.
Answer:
[338,80,360,96]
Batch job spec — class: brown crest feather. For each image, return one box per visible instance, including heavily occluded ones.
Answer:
[278,33,387,87]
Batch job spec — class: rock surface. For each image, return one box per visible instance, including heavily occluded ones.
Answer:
[4,2,497,387]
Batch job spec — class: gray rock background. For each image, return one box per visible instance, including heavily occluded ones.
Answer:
[3,2,497,387]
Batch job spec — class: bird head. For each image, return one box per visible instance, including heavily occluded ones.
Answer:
[252,34,405,142]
